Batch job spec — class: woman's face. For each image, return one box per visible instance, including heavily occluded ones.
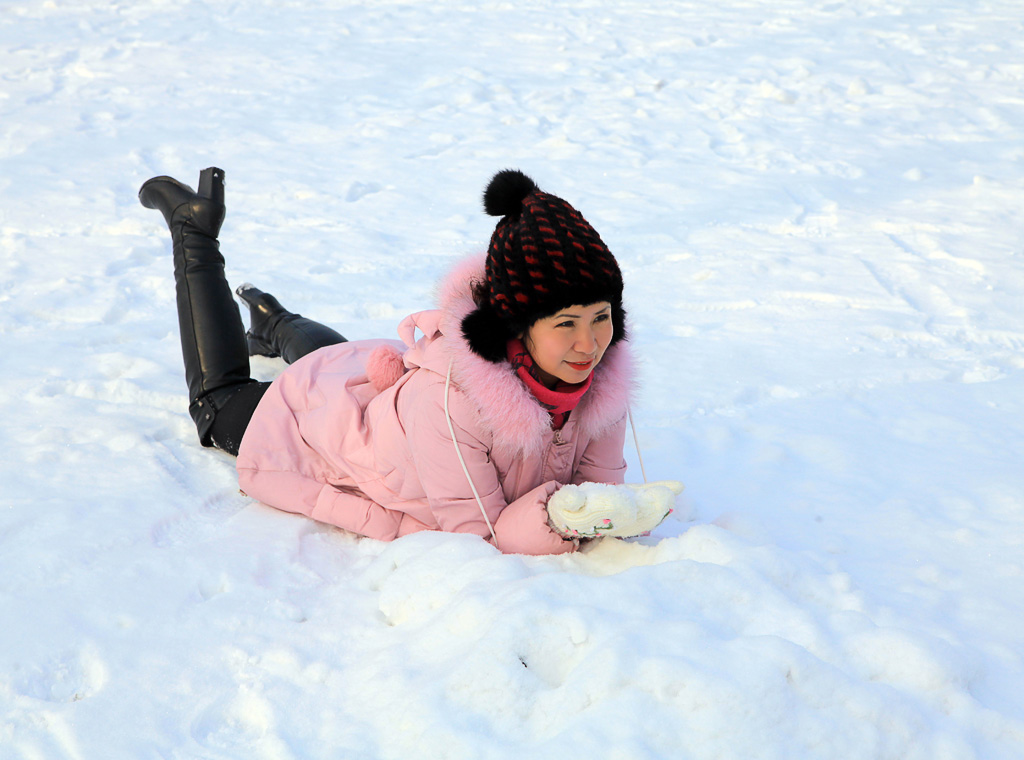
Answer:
[523,301,614,389]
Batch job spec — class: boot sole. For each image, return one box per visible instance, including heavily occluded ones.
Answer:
[235,282,267,306]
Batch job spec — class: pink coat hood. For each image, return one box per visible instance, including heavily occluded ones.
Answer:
[237,254,636,555]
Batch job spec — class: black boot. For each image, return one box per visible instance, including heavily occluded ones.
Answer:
[139,167,255,447]
[235,283,346,365]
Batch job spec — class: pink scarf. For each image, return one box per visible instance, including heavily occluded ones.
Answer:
[507,338,592,430]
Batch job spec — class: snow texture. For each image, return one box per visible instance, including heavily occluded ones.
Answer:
[3,1,1024,758]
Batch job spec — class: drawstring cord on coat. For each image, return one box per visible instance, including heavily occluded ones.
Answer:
[445,359,499,547]
[627,407,648,484]
[444,358,650,549]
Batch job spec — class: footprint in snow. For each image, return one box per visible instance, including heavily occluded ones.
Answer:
[190,688,272,750]
[345,181,382,202]
[150,490,246,548]
[12,647,108,703]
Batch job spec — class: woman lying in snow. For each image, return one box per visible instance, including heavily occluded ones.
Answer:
[139,167,680,555]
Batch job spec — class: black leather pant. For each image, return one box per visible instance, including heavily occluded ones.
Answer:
[204,380,272,456]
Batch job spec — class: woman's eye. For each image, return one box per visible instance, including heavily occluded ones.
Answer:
[595,313,610,322]
[557,321,574,328]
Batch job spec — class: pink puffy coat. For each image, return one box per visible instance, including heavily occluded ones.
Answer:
[236,256,634,555]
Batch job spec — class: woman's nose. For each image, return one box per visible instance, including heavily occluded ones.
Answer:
[575,327,597,353]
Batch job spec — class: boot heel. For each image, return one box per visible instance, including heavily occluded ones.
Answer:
[198,167,225,204]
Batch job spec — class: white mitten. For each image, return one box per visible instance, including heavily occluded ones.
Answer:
[547,480,684,539]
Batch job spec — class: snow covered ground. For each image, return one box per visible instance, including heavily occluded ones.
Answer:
[3,0,1024,757]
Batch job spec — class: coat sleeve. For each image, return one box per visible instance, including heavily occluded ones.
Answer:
[573,413,629,485]
[402,381,576,555]
[491,482,579,555]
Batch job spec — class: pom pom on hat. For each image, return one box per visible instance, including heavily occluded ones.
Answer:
[483,169,537,217]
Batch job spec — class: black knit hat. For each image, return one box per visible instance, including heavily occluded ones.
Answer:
[462,169,626,362]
